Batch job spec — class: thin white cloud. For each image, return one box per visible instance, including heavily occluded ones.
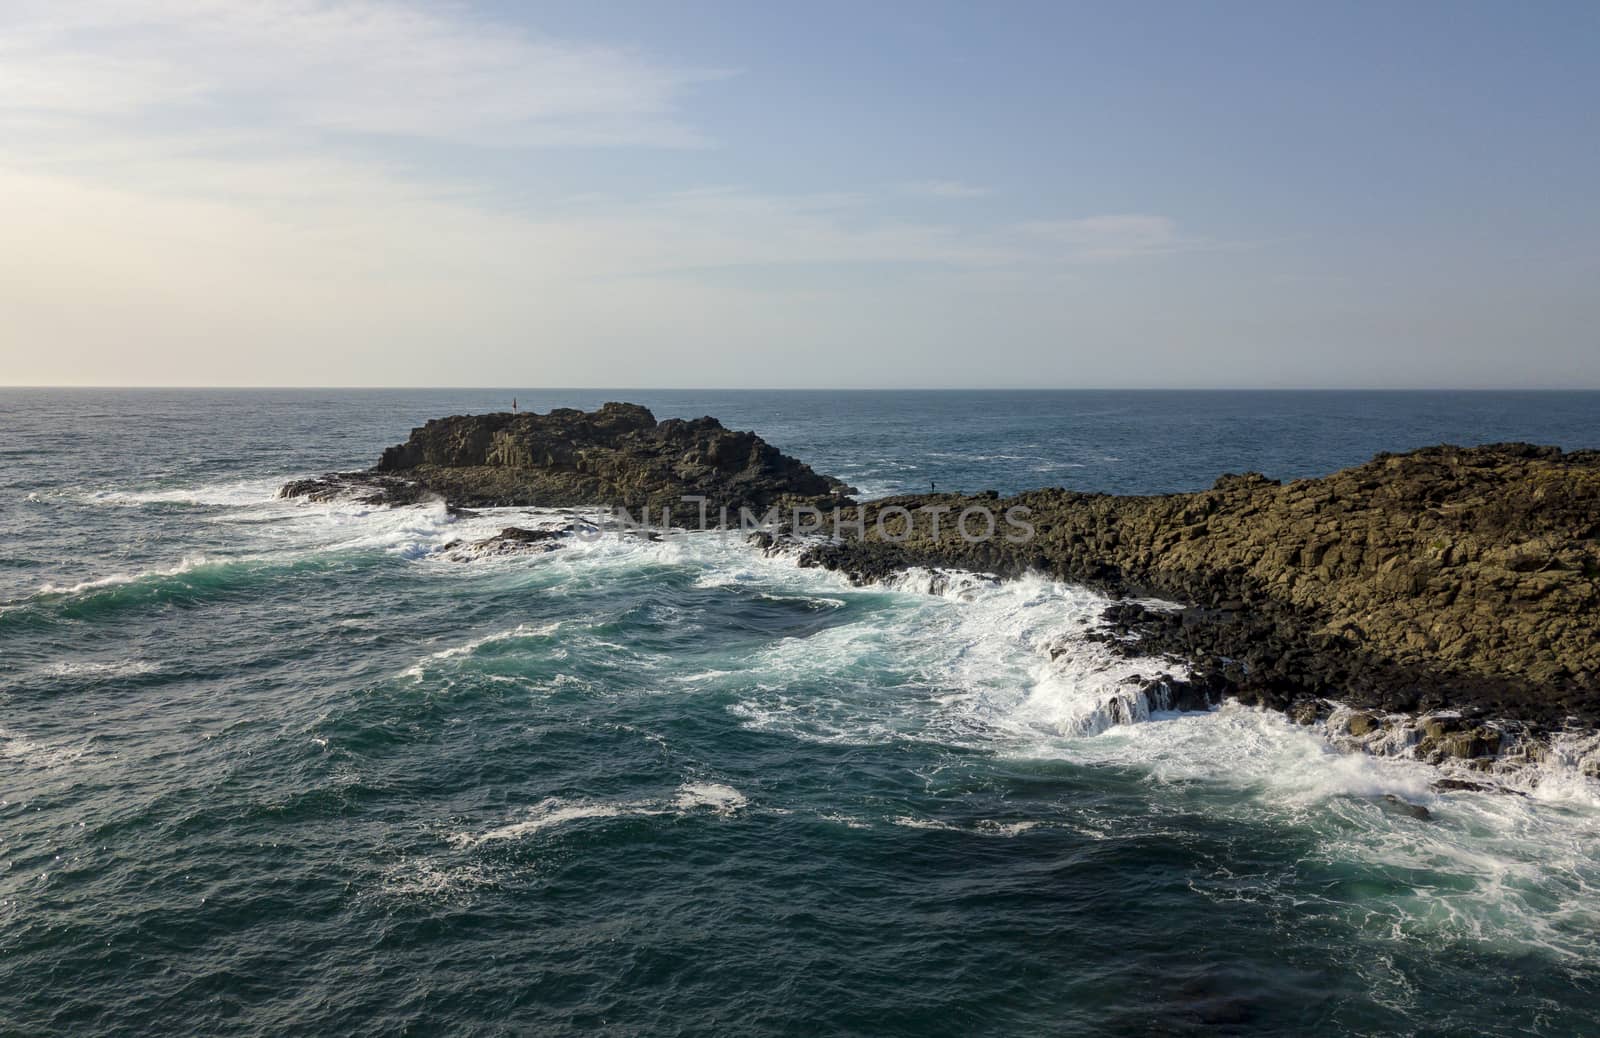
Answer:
[0,2,1196,273]
[902,179,991,199]
[1018,214,1200,259]
[0,2,1223,387]
[0,0,724,148]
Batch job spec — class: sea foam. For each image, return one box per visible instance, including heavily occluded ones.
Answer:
[452,782,750,849]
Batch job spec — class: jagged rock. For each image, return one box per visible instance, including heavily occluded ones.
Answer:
[1432,726,1502,760]
[472,526,569,553]
[1420,714,1465,741]
[801,443,1600,736]
[1137,673,1225,713]
[283,414,1600,746]
[1347,712,1382,737]
[283,403,853,515]
[277,472,423,505]
[1433,778,1491,793]
[1290,698,1327,725]
[1380,794,1432,820]
[436,524,581,561]
[484,526,564,543]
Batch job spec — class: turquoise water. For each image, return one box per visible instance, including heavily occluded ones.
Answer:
[4,389,1600,1035]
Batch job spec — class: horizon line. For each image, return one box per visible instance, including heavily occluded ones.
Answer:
[5,385,1600,393]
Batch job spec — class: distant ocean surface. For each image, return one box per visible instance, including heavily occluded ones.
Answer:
[4,388,1600,1036]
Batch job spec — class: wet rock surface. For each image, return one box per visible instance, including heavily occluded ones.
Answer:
[284,412,1598,744]
[799,443,1600,736]
[435,525,581,561]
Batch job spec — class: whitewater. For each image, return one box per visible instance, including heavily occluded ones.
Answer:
[4,388,1599,1035]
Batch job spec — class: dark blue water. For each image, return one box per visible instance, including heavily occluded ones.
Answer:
[3,389,1599,1035]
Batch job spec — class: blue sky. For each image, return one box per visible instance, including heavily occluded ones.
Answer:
[2,1,1596,387]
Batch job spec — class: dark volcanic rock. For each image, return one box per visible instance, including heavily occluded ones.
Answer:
[797,443,1600,735]
[469,526,570,554]
[1380,794,1432,821]
[282,402,853,515]
[434,523,602,561]
[276,472,424,505]
[283,414,1600,742]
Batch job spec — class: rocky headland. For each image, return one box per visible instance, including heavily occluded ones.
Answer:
[793,443,1600,777]
[280,402,852,512]
[282,405,1600,781]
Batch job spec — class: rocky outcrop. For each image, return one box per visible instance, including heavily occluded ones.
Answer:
[796,443,1600,736]
[281,402,853,514]
[436,525,575,561]
[276,472,425,507]
[282,407,1598,748]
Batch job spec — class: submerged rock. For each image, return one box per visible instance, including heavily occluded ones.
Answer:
[469,526,569,554]
[277,472,423,505]
[1380,794,1433,821]
[435,524,593,561]
[1432,778,1491,794]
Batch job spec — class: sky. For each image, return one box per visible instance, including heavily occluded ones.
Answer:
[2,1,1597,389]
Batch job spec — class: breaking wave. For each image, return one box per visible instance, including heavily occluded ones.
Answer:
[13,468,1600,990]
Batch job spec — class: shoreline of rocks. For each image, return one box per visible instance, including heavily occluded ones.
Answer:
[281,404,1600,785]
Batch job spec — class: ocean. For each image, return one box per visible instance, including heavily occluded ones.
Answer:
[3,388,1599,1035]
